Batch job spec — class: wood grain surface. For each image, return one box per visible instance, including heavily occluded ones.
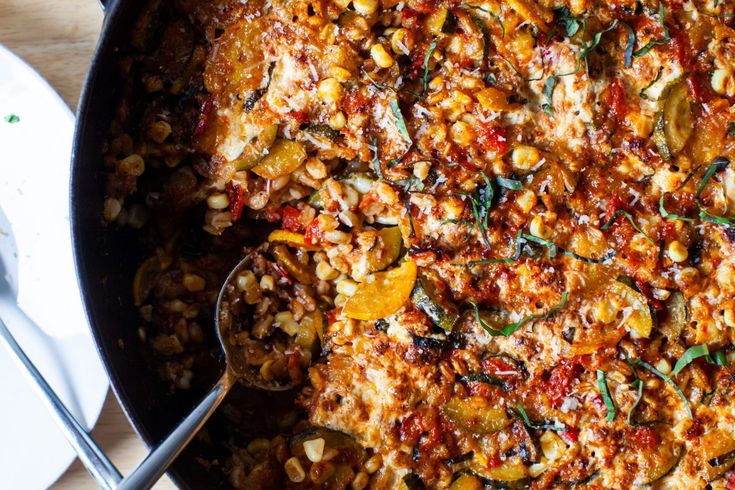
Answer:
[0,0,175,488]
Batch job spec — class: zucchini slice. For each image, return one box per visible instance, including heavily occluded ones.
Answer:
[653,80,693,161]
[412,274,459,332]
[233,124,278,170]
[633,444,682,486]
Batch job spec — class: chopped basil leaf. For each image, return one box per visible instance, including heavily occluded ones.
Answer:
[659,194,694,222]
[634,359,692,418]
[728,122,735,137]
[596,370,616,422]
[499,54,542,81]
[633,2,670,58]
[713,350,728,366]
[640,67,663,100]
[471,291,568,337]
[627,379,644,426]
[403,195,416,237]
[554,7,585,38]
[390,99,412,144]
[514,404,566,431]
[462,172,495,249]
[460,4,505,38]
[422,38,438,94]
[671,344,710,376]
[696,157,729,202]
[466,230,524,265]
[601,209,654,243]
[622,22,635,68]
[4,114,19,124]
[699,209,735,227]
[495,176,523,190]
[542,76,558,115]
[555,19,619,77]
[522,233,615,263]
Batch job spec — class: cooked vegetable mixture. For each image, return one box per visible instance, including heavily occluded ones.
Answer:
[104,0,735,487]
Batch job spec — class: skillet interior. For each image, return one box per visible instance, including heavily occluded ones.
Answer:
[71,0,230,487]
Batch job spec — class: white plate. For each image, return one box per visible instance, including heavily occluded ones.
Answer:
[0,45,109,488]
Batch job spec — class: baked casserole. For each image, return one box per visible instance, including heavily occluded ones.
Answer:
[102,0,735,487]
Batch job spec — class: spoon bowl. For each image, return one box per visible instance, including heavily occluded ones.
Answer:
[118,253,296,489]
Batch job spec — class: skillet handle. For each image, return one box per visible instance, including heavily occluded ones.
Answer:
[117,371,234,490]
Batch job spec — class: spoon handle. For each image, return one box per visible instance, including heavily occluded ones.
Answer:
[0,316,123,490]
[118,372,234,490]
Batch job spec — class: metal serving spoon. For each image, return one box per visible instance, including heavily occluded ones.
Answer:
[118,256,294,489]
[0,205,123,489]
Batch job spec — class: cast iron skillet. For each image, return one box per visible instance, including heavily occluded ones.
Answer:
[71,0,236,487]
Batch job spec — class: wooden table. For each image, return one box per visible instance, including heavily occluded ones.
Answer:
[0,1,174,487]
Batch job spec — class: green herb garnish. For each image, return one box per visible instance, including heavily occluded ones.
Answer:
[601,209,654,243]
[542,76,558,115]
[467,230,524,265]
[554,7,585,37]
[634,359,692,417]
[633,3,671,58]
[522,234,616,263]
[554,19,619,77]
[727,122,735,137]
[597,370,616,422]
[695,157,734,227]
[499,54,542,81]
[422,38,438,94]
[514,404,566,431]
[462,172,495,249]
[390,99,412,144]
[460,4,505,38]
[495,176,523,190]
[640,67,663,100]
[4,114,19,124]
[457,372,507,390]
[627,379,644,426]
[622,22,635,68]
[659,194,694,222]
[471,291,569,337]
[713,350,728,366]
[671,345,710,376]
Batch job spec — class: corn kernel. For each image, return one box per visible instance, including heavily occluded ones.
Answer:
[329,66,352,83]
[515,190,537,214]
[428,76,443,91]
[260,274,275,291]
[390,28,412,55]
[119,154,145,176]
[317,78,344,104]
[593,298,619,324]
[147,120,172,143]
[275,311,300,336]
[724,307,735,328]
[336,278,358,296]
[334,293,347,307]
[370,43,394,68]
[667,240,689,263]
[305,158,327,180]
[413,161,431,181]
[303,438,325,463]
[656,358,672,375]
[529,215,551,239]
[285,457,306,483]
[206,192,230,210]
[711,68,735,97]
[364,454,382,474]
[329,112,346,131]
[540,430,566,461]
[316,261,340,281]
[103,197,122,222]
[351,471,369,490]
[450,121,473,146]
[528,463,548,478]
[512,145,542,171]
[183,273,206,292]
[353,0,378,15]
